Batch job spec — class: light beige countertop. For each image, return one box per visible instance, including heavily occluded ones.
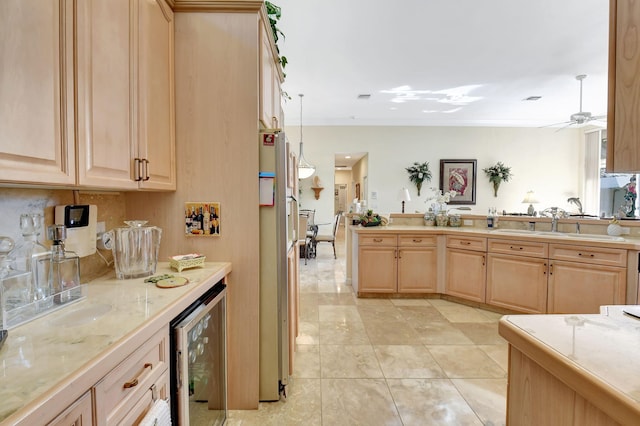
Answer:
[499,311,640,425]
[350,224,640,250]
[0,261,232,424]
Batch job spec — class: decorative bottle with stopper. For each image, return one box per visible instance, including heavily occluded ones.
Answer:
[42,225,81,305]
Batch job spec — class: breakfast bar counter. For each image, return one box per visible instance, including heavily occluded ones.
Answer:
[0,261,231,425]
[498,311,640,425]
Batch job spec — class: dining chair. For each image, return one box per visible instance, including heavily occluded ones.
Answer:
[298,214,309,265]
[314,212,342,259]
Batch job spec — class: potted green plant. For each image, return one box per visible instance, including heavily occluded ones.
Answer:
[483,162,512,197]
[405,161,432,196]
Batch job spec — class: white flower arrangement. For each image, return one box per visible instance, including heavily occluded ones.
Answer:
[425,188,457,212]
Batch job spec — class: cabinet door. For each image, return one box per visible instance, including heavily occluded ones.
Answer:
[397,247,437,293]
[446,248,486,302]
[607,0,640,172]
[358,246,397,293]
[76,0,138,189]
[0,0,75,185]
[487,253,548,313]
[259,23,277,129]
[548,261,626,314]
[137,0,176,190]
[48,390,94,426]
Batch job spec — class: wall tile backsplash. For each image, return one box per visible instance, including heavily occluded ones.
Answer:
[0,188,127,282]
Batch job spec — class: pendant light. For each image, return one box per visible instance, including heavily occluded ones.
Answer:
[297,93,316,179]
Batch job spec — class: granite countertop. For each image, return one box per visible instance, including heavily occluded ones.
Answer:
[350,224,640,249]
[499,311,640,424]
[0,261,232,423]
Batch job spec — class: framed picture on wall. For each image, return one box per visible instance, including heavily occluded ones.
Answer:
[439,159,477,205]
[185,202,221,236]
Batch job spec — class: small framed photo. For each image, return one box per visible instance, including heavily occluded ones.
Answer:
[439,159,477,205]
[185,202,221,236]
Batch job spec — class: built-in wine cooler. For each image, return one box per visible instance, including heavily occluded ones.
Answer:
[170,281,227,425]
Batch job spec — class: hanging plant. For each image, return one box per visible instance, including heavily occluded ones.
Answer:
[265,1,288,73]
[483,161,512,197]
[405,162,432,196]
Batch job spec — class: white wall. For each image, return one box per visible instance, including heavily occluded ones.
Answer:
[288,126,583,225]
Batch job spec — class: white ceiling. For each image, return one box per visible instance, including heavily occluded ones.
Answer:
[275,0,610,128]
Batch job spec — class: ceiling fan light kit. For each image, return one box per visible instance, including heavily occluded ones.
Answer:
[545,74,606,130]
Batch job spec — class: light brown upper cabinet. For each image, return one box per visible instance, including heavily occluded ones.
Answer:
[607,0,640,173]
[259,20,283,130]
[0,0,175,190]
[0,0,76,185]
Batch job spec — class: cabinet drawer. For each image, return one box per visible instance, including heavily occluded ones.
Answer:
[488,239,548,258]
[94,328,169,425]
[549,244,627,267]
[359,234,397,247]
[447,235,487,252]
[118,370,169,426]
[398,235,437,247]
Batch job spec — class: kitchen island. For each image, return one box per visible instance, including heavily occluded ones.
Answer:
[498,309,640,425]
[0,261,231,425]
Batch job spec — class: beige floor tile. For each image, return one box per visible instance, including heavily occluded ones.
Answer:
[397,305,447,326]
[476,308,505,321]
[451,378,507,426]
[320,344,383,378]
[428,298,464,307]
[427,345,507,378]
[453,322,506,345]
[317,281,352,293]
[321,378,402,425]
[354,297,394,306]
[318,305,362,322]
[299,292,319,306]
[299,302,319,322]
[387,378,483,425]
[357,305,405,322]
[228,378,322,426]
[293,345,320,378]
[364,319,422,345]
[316,292,356,305]
[390,298,433,306]
[434,305,496,323]
[318,320,370,345]
[374,345,445,378]
[299,281,319,293]
[478,344,509,372]
[412,321,475,345]
[295,321,319,345]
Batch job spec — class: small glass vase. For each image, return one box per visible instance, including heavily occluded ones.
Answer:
[436,212,449,227]
[449,214,462,227]
[423,209,436,226]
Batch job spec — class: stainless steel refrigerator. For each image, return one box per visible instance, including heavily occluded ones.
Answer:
[259,132,296,401]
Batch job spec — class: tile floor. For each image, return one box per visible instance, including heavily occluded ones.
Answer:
[229,227,508,425]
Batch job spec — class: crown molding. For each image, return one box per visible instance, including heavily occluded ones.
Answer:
[169,0,263,12]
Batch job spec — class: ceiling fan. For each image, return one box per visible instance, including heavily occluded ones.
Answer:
[544,74,606,130]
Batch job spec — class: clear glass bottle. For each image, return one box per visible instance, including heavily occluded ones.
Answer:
[10,214,51,310]
[0,236,33,328]
[42,225,81,305]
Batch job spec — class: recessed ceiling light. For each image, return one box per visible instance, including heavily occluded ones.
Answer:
[524,96,542,101]
[345,155,352,159]
[357,94,371,99]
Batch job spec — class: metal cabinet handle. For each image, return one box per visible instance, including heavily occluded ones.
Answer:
[460,241,471,246]
[578,252,595,258]
[373,238,383,243]
[482,255,486,266]
[412,239,422,243]
[123,363,153,389]
[510,246,524,250]
[134,158,142,181]
[549,264,554,275]
[543,263,547,275]
[142,159,150,181]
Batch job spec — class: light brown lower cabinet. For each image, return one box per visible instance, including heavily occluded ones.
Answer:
[547,260,626,314]
[445,235,487,303]
[358,234,437,294]
[94,327,169,425]
[507,346,622,425]
[48,391,94,426]
[486,253,548,314]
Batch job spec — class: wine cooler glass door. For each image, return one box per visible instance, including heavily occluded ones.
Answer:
[174,287,226,425]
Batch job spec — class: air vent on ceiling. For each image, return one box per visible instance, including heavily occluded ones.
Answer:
[357,94,371,99]
[524,96,542,101]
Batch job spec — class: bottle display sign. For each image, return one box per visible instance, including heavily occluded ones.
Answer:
[184,202,221,236]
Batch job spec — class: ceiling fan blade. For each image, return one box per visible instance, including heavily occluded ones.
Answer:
[554,121,577,132]
[539,120,572,129]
